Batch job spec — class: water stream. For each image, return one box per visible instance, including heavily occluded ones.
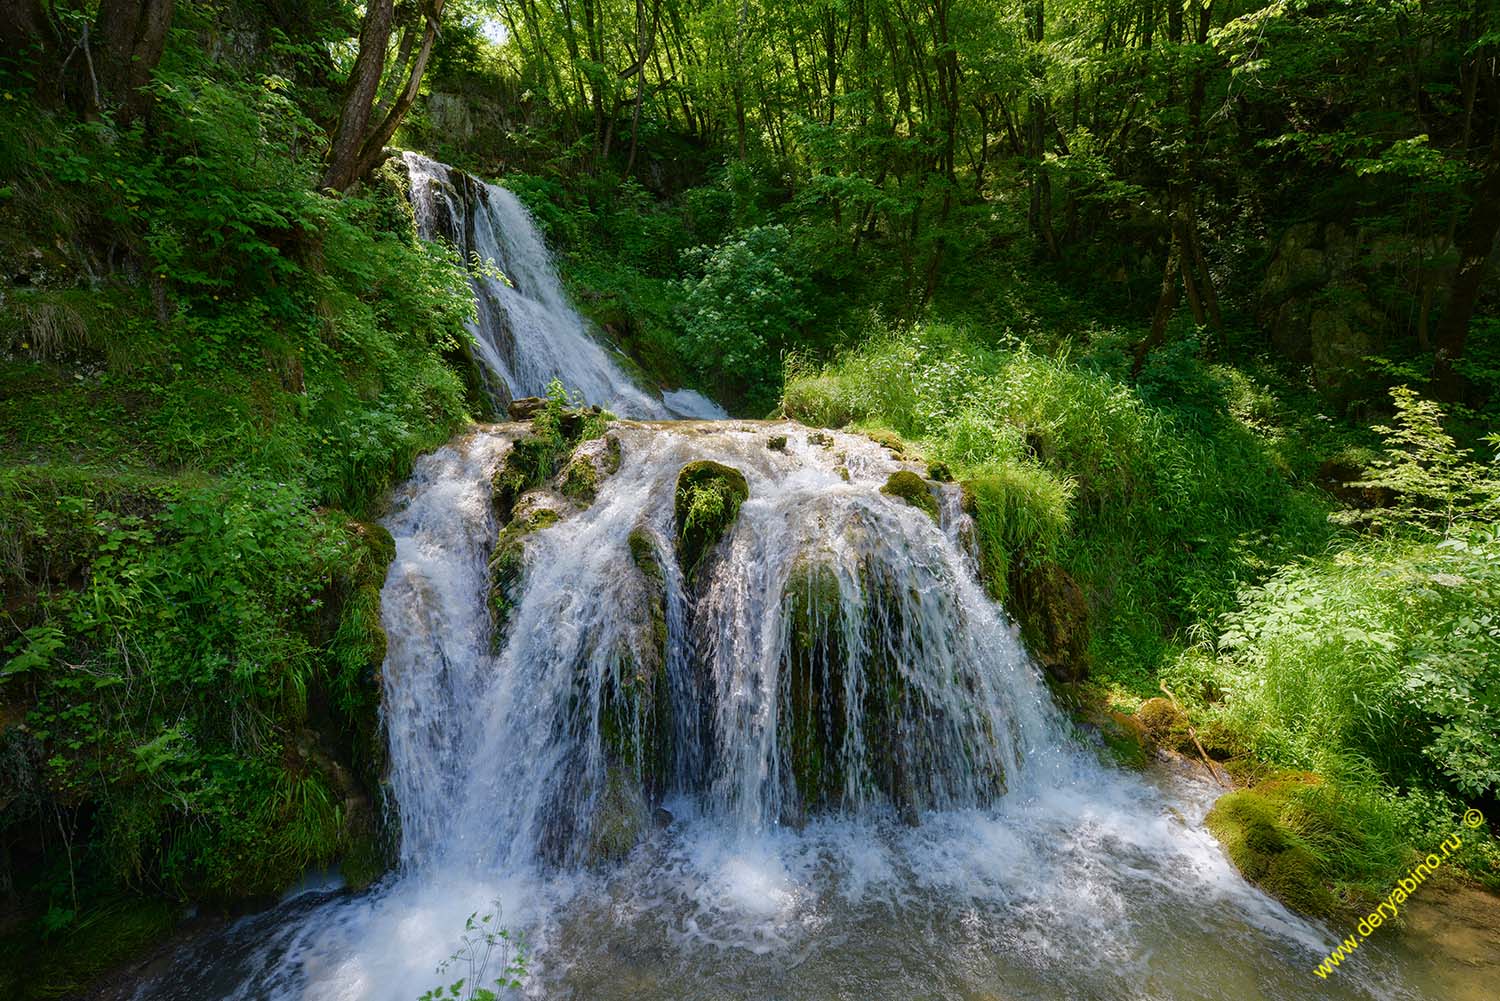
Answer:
[129,160,1460,1001]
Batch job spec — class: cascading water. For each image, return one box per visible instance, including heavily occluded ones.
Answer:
[132,160,1458,1001]
[401,153,722,421]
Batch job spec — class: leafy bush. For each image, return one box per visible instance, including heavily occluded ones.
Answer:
[1332,386,1500,537]
[679,225,810,413]
[1212,530,1500,801]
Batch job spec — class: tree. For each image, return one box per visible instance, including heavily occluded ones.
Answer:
[322,0,450,191]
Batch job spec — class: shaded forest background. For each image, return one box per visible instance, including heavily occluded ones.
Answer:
[1,0,1498,995]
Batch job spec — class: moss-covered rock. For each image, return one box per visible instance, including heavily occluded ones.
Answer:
[674,460,749,581]
[1007,561,1090,684]
[559,435,622,506]
[781,557,848,815]
[587,763,651,865]
[767,434,788,451]
[864,428,912,459]
[1135,697,1192,752]
[1206,783,1338,916]
[1099,710,1154,769]
[880,470,939,522]
[487,506,561,636]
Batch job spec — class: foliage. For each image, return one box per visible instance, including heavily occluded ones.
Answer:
[1333,387,1500,537]
[678,225,810,413]
[1211,528,1500,802]
[417,908,527,1001]
[0,10,483,970]
[782,322,1330,681]
[674,460,750,580]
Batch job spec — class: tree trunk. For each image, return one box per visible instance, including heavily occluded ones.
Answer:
[321,0,396,191]
[1133,238,1181,376]
[1,0,64,108]
[349,0,450,185]
[94,0,174,124]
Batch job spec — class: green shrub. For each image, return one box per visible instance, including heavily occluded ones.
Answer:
[1212,530,1500,800]
[679,225,810,413]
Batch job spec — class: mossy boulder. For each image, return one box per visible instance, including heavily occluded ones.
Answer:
[559,435,622,506]
[508,396,548,421]
[1135,697,1192,752]
[880,470,939,522]
[781,557,848,815]
[767,434,788,451]
[1206,784,1338,916]
[674,460,749,580]
[487,505,561,636]
[1098,710,1153,769]
[587,763,652,864]
[864,428,912,459]
[492,434,561,523]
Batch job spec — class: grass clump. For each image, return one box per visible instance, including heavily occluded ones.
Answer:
[962,462,1073,603]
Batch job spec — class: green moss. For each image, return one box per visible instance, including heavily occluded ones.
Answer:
[597,526,673,799]
[781,557,847,811]
[674,460,749,580]
[767,434,788,451]
[1206,784,1338,916]
[879,470,939,522]
[338,822,387,892]
[1095,710,1152,769]
[559,458,599,503]
[558,437,620,506]
[488,508,561,634]
[492,434,561,522]
[587,763,651,864]
[1135,697,1192,753]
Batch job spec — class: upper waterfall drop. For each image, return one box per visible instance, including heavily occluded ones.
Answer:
[401,152,724,420]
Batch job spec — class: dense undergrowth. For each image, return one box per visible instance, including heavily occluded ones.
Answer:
[0,26,483,996]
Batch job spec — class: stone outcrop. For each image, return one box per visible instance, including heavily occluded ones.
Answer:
[673,460,750,581]
[1257,222,1394,394]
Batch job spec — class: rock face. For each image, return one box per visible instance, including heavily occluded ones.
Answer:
[1007,562,1090,684]
[508,396,548,421]
[673,460,750,580]
[1257,222,1391,393]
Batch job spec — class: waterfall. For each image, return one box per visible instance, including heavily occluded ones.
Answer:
[131,161,1438,1001]
[401,152,723,420]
